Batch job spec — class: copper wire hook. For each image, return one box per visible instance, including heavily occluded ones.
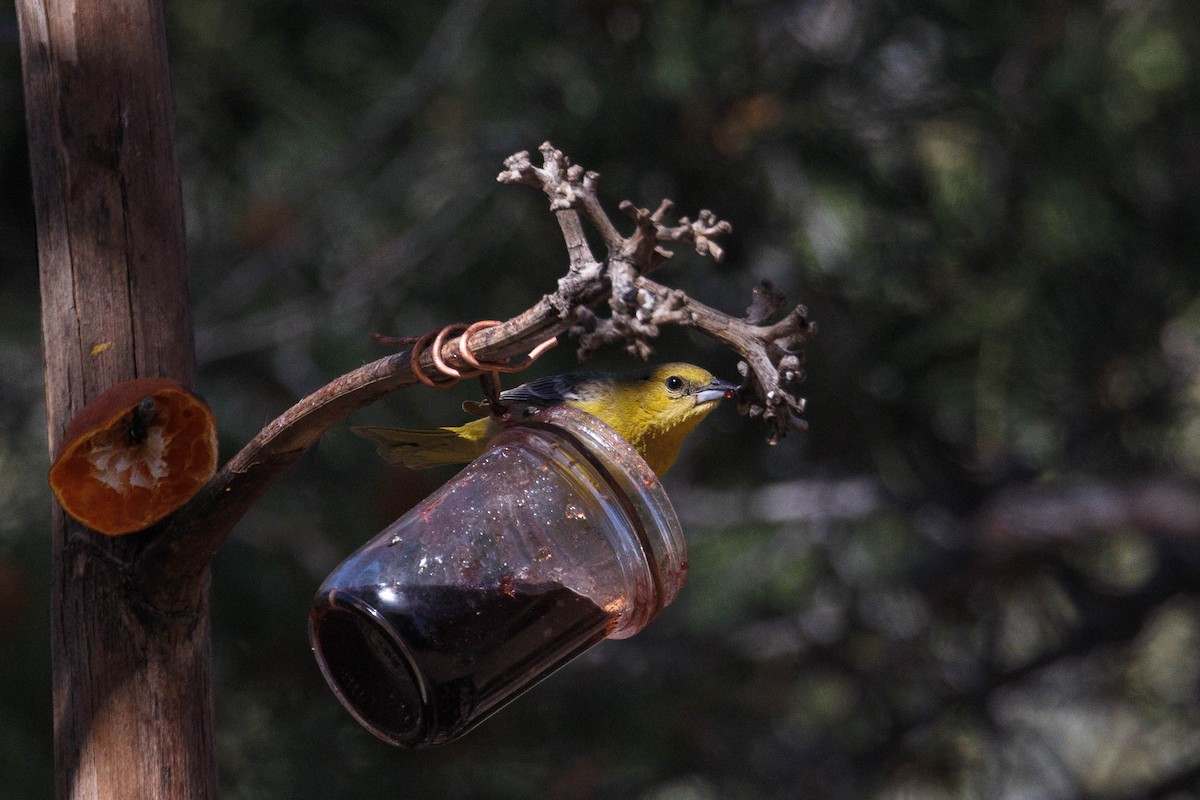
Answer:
[402,320,558,390]
[430,323,474,380]
[407,329,444,388]
[458,320,559,373]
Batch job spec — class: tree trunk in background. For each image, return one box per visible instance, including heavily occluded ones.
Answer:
[15,0,217,797]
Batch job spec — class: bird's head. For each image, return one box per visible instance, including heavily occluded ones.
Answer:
[573,362,738,475]
[631,363,738,430]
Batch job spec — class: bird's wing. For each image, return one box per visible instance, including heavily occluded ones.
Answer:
[499,372,606,406]
[461,372,612,418]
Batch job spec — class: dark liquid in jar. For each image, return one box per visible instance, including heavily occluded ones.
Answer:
[310,581,613,746]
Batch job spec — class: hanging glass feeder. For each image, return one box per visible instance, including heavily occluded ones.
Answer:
[309,404,687,747]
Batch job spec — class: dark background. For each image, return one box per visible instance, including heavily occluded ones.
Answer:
[3,0,1200,797]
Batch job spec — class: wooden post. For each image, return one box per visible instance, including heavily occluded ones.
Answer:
[15,0,218,797]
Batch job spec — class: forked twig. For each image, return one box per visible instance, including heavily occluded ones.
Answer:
[499,142,813,443]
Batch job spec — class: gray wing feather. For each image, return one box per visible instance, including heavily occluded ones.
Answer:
[499,372,607,407]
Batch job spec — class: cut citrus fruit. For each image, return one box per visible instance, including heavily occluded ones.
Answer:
[48,378,219,535]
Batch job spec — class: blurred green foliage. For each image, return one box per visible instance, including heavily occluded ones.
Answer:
[4,0,1200,797]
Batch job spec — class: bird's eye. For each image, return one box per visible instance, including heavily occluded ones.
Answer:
[665,375,684,392]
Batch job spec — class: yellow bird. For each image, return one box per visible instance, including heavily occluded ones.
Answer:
[353,363,737,476]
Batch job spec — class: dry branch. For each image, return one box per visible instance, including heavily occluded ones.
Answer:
[138,141,814,604]
[500,143,814,444]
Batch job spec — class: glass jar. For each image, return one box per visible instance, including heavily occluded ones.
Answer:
[309,404,687,747]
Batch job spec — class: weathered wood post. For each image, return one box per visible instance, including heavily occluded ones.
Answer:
[15,0,218,796]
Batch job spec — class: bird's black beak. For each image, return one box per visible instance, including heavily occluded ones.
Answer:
[694,377,739,405]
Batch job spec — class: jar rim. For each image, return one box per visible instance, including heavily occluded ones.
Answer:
[509,405,688,625]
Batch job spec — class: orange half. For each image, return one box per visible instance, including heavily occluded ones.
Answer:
[48,378,219,535]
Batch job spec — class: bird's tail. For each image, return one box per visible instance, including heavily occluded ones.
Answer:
[351,418,493,469]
